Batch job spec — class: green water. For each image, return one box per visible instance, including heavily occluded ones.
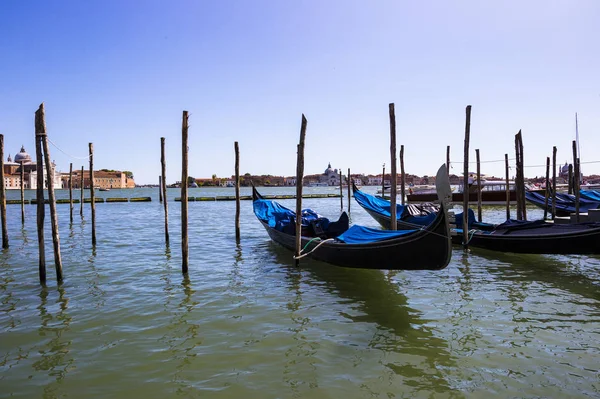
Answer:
[1,187,599,398]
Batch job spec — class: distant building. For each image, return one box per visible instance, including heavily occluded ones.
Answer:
[65,169,135,189]
[2,146,63,189]
[319,163,342,186]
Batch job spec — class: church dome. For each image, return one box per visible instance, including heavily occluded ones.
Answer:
[324,162,334,175]
[560,162,569,174]
[14,146,32,164]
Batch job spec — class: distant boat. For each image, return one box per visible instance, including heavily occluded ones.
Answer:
[308,182,329,187]
[99,188,110,191]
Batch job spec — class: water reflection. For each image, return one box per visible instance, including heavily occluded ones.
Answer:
[34,286,74,397]
[267,243,458,395]
[470,249,600,305]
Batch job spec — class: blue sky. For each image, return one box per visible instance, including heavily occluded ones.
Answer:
[1,0,598,184]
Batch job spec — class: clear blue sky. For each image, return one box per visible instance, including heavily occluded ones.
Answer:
[1,0,598,184]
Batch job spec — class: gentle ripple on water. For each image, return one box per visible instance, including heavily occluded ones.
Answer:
[1,187,600,398]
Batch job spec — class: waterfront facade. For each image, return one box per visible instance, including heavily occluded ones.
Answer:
[2,146,63,190]
[65,170,136,189]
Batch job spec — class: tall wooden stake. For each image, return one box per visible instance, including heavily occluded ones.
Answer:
[552,146,557,220]
[543,156,550,220]
[69,163,73,223]
[568,164,573,194]
[158,175,163,203]
[234,141,240,242]
[20,159,25,224]
[462,105,472,249]
[339,170,343,211]
[389,103,398,231]
[89,143,96,246]
[80,166,84,218]
[35,110,46,284]
[573,140,580,222]
[40,105,63,282]
[518,132,526,220]
[0,135,8,249]
[347,168,351,213]
[295,115,307,266]
[400,144,405,206]
[381,164,385,199]
[505,154,510,220]
[161,137,169,244]
[446,145,450,177]
[181,111,189,274]
[476,149,482,222]
[514,132,523,221]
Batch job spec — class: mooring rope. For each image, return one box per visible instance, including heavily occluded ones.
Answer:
[293,238,335,260]
[46,136,92,160]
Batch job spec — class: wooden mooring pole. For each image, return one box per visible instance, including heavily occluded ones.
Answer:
[552,146,557,220]
[476,149,482,222]
[381,164,385,199]
[568,164,573,194]
[389,103,398,231]
[20,159,25,224]
[80,166,84,218]
[40,105,63,282]
[161,137,169,244]
[505,154,510,220]
[543,156,550,220]
[339,170,343,212]
[234,141,240,242]
[159,175,163,203]
[89,143,96,246]
[69,163,73,224]
[35,110,46,284]
[181,111,189,274]
[400,144,405,206]
[518,132,526,220]
[294,115,307,266]
[462,105,472,249]
[514,132,523,221]
[0,135,8,249]
[446,145,450,177]
[347,168,351,213]
[573,140,580,222]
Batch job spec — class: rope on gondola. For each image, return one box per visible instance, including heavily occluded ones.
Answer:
[462,229,477,246]
[293,237,335,260]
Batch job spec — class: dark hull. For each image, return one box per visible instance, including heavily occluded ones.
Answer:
[259,209,451,270]
[407,190,517,204]
[452,223,600,254]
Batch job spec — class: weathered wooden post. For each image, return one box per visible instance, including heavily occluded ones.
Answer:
[462,105,472,249]
[505,154,510,220]
[39,105,63,282]
[381,164,385,199]
[35,111,46,284]
[518,132,526,220]
[181,111,189,274]
[339,170,343,211]
[552,146,557,220]
[0,135,8,249]
[400,144,405,206]
[573,140,580,222]
[158,176,163,203]
[20,159,25,224]
[568,164,573,194]
[161,137,169,244]
[476,149,482,222]
[89,143,96,246]
[69,163,73,223]
[295,115,307,266]
[80,166,84,218]
[446,145,450,177]
[543,156,550,220]
[389,103,398,231]
[514,132,523,221]
[234,141,240,242]
[347,168,351,213]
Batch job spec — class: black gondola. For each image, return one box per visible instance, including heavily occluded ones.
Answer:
[525,190,600,216]
[451,213,600,254]
[352,183,438,230]
[252,165,453,271]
